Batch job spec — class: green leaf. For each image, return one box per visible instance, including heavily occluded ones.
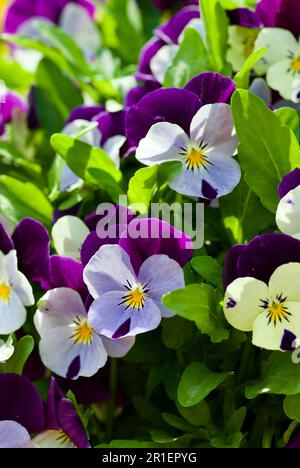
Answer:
[234,48,266,89]
[163,284,229,343]
[161,316,195,350]
[190,256,223,290]
[200,0,229,72]
[231,89,300,213]
[0,175,53,225]
[178,362,232,407]
[50,134,122,186]
[275,107,300,140]
[36,58,83,120]
[162,413,196,432]
[176,400,213,428]
[284,395,300,422]
[0,56,34,92]
[0,141,41,181]
[127,166,158,212]
[245,352,300,399]
[0,336,34,374]
[164,28,208,88]
[219,178,273,243]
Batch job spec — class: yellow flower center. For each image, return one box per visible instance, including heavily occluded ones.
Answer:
[0,283,11,302]
[72,318,93,345]
[124,286,146,310]
[267,300,290,326]
[291,56,300,72]
[185,147,207,171]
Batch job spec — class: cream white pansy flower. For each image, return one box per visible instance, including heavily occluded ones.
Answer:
[0,250,34,335]
[227,26,259,72]
[276,185,300,240]
[224,263,300,351]
[52,216,90,261]
[255,28,300,101]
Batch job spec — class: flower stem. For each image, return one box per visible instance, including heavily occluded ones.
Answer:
[106,358,118,442]
[237,334,253,385]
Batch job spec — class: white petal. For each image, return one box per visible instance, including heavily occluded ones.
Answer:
[276,185,300,239]
[138,254,185,317]
[39,325,107,379]
[103,135,126,168]
[60,4,101,59]
[179,18,206,44]
[4,250,34,306]
[169,167,205,197]
[101,336,135,358]
[267,60,297,100]
[62,119,101,147]
[249,78,272,105]
[0,292,27,334]
[190,104,238,158]
[0,421,33,449]
[268,263,300,303]
[201,155,241,198]
[150,44,178,84]
[60,164,83,192]
[52,216,90,261]
[252,302,300,351]
[0,336,14,363]
[34,288,86,337]
[83,244,137,299]
[227,26,258,72]
[135,122,188,167]
[224,277,269,332]
[255,28,298,74]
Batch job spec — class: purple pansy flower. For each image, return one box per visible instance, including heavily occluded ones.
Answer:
[0,91,28,136]
[34,287,134,380]
[129,87,240,199]
[84,244,185,339]
[33,377,90,448]
[228,8,262,29]
[3,0,95,34]
[0,217,50,288]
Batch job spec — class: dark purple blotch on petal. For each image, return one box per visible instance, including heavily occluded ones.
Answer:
[202,180,218,200]
[0,373,44,433]
[226,298,237,309]
[112,318,131,339]
[126,88,202,147]
[280,329,297,352]
[66,355,81,380]
[278,168,300,199]
[185,72,236,105]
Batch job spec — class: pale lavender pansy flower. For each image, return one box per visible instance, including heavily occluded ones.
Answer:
[0,250,34,334]
[84,244,185,339]
[34,287,134,380]
[0,421,34,448]
[224,263,300,351]
[134,97,240,199]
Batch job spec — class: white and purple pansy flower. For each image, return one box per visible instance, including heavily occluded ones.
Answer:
[128,87,240,199]
[34,287,135,380]
[276,168,300,239]
[0,250,34,334]
[224,263,300,352]
[84,244,185,339]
